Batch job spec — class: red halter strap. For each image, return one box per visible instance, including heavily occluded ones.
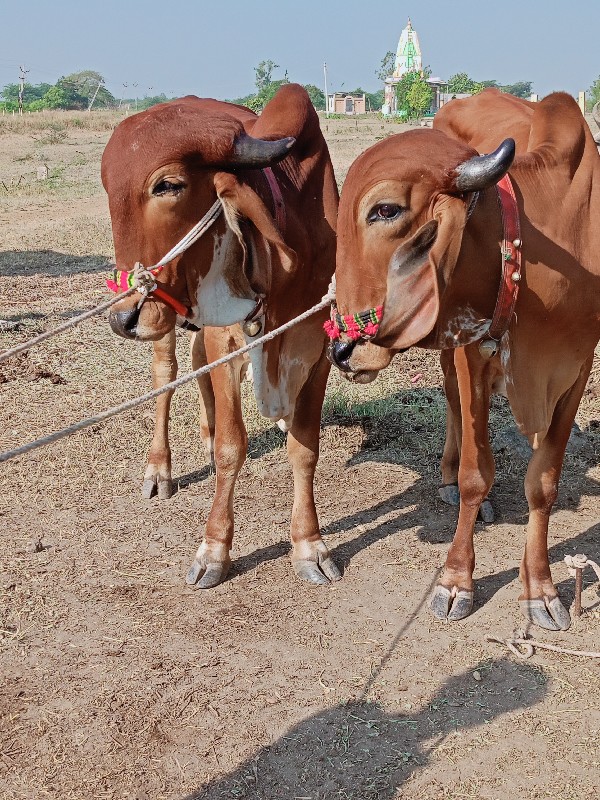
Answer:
[487,173,522,341]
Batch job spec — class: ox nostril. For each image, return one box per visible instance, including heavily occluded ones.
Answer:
[109,306,142,340]
[328,339,358,372]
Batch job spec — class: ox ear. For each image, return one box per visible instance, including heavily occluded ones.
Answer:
[378,219,440,349]
[214,171,297,294]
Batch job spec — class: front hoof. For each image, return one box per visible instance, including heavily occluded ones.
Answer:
[186,558,230,589]
[519,597,571,631]
[141,475,173,500]
[292,542,342,586]
[430,585,474,621]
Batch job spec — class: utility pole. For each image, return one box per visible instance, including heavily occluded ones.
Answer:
[18,65,30,115]
[323,61,329,117]
[133,82,138,112]
[88,79,104,112]
[119,83,128,109]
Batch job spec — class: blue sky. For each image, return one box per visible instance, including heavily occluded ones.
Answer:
[0,0,598,100]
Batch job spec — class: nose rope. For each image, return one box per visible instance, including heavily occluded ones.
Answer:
[323,302,384,341]
[105,199,224,303]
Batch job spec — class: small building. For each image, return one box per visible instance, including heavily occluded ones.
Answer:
[327,92,366,115]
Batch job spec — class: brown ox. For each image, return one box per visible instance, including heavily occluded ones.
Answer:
[329,89,600,630]
[102,84,341,588]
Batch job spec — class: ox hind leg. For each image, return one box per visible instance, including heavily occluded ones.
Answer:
[288,349,341,584]
[430,345,495,621]
[438,349,494,522]
[186,326,247,589]
[519,356,594,631]
[142,329,177,500]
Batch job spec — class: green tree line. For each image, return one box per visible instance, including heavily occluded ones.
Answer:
[0,70,172,112]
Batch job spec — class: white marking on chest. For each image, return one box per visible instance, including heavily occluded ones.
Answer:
[439,306,490,348]
[192,231,256,327]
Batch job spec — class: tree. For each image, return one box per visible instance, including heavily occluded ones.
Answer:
[254,60,279,92]
[395,67,432,119]
[57,70,115,109]
[447,72,484,95]
[407,78,433,117]
[376,50,396,81]
[137,93,171,111]
[501,81,532,99]
[588,76,600,111]
[303,84,325,110]
[42,85,71,109]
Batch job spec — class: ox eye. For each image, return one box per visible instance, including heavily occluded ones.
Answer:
[368,203,403,223]
[152,179,186,196]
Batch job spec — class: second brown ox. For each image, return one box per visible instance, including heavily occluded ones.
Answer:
[102,85,341,588]
[329,90,600,630]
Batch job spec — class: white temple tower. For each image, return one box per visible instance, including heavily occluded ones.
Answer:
[383,18,424,115]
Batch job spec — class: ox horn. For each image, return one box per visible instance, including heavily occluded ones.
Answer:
[453,138,516,192]
[230,133,296,168]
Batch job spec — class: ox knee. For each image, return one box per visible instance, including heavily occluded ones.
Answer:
[458,468,493,508]
[525,472,558,515]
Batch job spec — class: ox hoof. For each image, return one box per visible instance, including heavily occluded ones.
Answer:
[141,476,173,500]
[519,598,571,631]
[430,585,474,622]
[438,484,460,506]
[478,499,495,523]
[293,549,342,586]
[186,557,231,589]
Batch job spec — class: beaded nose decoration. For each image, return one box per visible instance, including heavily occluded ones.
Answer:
[324,303,384,341]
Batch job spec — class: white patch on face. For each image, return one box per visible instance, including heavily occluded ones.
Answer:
[191,230,257,327]
[438,306,491,349]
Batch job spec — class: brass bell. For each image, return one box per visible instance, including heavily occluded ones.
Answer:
[243,319,262,337]
[478,338,498,359]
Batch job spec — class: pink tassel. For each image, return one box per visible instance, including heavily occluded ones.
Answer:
[106,279,119,293]
[363,321,379,337]
[323,320,340,340]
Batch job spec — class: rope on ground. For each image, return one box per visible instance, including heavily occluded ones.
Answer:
[0,286,138,365]
[0,295,331,465]
[486,633,600,660]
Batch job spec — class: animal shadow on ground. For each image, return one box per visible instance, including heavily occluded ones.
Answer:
[180,656,547,799]
[0,250,110,279]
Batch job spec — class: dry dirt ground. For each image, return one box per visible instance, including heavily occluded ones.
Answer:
[0,111,599,800]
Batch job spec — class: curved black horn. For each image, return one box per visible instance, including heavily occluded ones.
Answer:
[453,138,516,192]
[230,133,295,168]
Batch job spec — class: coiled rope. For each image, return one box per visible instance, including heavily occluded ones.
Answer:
[0,293,332,464]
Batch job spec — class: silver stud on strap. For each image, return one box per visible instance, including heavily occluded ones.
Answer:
[513,238,521,248]
[511,271,521,282]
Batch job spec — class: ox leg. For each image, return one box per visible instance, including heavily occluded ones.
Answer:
[439,349,461,507]
[186,327,247,589]
[519,357,593,631]
[142,330,177,500]
[289,352,341,585]
[190,330,216,467]
[430,345,494,621]
[438,349,494,522]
